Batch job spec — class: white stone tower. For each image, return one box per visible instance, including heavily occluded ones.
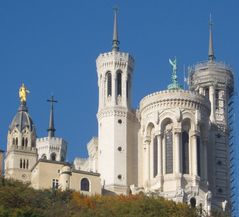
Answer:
[188,18,234,208]
[5,84,37,182]
[96,10,138,194]
[36,96,67,162]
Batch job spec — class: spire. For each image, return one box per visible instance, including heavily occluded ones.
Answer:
[112,7,120,51]
[208,14,215,62]
[47,95,58,137]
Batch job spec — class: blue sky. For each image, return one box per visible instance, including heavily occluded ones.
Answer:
[0,0,238,211]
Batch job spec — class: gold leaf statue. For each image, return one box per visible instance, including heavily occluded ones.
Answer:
[19,83,30,103]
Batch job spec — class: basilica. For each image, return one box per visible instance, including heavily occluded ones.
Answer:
[1,11,234,214]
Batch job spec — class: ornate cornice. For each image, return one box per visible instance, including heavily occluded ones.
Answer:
[97,107,137,121]
[140,90,210,116]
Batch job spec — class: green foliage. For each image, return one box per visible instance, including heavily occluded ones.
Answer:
[0,178,223,217]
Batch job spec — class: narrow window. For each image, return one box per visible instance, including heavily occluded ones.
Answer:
[16,138,18,146]
[116,71,122,96]
[20,159,22,168]
[25,138,28,147]
[81,178,90,191]
[23,159,26,169]
[12,138,15,145]
[197,137,201,176]
[215,89,219,109]
[182,131,189,174]
[153,136,158,177]
[127,74,130,99]
[165,130,173,174]
[26,159,29,169]
[107,72,112,97]
[22,138,24,147]
[51,153,56,161]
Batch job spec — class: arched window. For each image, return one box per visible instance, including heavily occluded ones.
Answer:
[190,197,196,208]
[107,72,112,97]
[197,137,201,176]
[116,71,122,96]
[165,130,173,174]
[80,178,90,192]
[25,138,28,147]
[41,154,47,159]
[153,136,158,177]
[51,153,56,161]
[16,138,18,146]
[22,138,25,147]
[182,131,189,174]
[20,159,22,168]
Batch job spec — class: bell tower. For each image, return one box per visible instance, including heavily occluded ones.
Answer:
[96,9,138,194]
[5,84,37,182]
[189,17,234,208]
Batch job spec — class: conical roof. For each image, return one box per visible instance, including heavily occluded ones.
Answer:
[9,102,35,132]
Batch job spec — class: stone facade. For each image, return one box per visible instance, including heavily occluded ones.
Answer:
[31,159,101,195]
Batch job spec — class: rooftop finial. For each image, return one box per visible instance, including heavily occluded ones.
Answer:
[208,14,215,62]
[47,95,58,137]
[167,57,182,90]
[112,7,120,51]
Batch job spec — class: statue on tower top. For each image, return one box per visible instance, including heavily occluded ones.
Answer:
[19,83,30,103]
[167,57,182,90]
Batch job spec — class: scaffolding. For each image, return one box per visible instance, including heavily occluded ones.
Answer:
[228,88,238,217]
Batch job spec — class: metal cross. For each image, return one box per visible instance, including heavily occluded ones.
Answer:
[47,95,58,108]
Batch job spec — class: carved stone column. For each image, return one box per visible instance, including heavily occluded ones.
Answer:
[174,128,181,175]
[191,131,199,186]
[156,132,163,189]
[157,133,162,177]
[143,137,150,186]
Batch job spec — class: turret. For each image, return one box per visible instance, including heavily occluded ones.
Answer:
[96,9,138,195]
[36,96,67,162]
[188,17,234,209]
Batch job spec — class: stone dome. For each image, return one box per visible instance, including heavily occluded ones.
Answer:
[9,102,35,132]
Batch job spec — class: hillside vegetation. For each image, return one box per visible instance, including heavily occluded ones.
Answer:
[0,178,228,217]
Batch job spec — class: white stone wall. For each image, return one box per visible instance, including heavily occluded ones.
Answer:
[36,137,67,162]
[138,89,210,207]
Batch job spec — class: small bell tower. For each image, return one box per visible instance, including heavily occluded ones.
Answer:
[5,84,37,182]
